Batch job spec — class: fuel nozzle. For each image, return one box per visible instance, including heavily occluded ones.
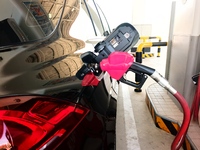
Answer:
[94,23,139,63]
[76,22,139,80]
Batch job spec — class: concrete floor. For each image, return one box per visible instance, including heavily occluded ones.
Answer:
[115,50,186,150]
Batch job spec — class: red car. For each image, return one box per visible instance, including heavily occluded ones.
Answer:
[0,95,112,150]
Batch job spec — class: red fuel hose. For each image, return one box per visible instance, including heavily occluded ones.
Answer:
[191,75,200,121]
[171,92,191,150]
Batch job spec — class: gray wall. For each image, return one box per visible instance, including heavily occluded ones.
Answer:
[167,0,200,107]
[168,35,200,107]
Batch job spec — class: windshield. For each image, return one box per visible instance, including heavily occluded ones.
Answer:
[81,0,111,37]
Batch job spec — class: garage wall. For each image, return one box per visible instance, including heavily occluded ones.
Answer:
[168,0,200,107]
[70,0,174,44]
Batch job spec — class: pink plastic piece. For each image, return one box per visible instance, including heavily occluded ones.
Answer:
[82,73,99,86]
[100,52,134,80]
